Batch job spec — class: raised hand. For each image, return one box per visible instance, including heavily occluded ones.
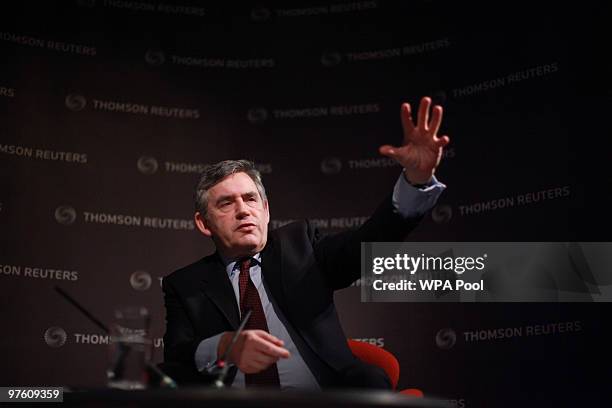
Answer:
[379,97,450,185]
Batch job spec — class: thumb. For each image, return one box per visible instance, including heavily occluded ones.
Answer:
[437,135,450,147]
[379,144,399,158]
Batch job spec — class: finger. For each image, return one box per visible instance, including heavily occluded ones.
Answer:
[260,344,290,359]
[379,145,399,158]
[417,96,431,130]
[255,330,285,347]
[254,338,290,358]
[252,354,279,367]
[400,103,415,136]
[243,331,289,357]
[436,135,450,147]
[237,347,278,371]
[429,105,443,135]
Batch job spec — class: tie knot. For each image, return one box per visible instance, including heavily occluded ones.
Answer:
[239,258,252,274]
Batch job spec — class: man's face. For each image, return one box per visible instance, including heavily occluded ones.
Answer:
[195,172,270,259]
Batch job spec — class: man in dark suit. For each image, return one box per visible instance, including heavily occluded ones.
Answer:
[163,97,450,389]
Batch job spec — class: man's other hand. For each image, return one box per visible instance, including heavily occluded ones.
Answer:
[218,330,290,374]
[379,96,451,185]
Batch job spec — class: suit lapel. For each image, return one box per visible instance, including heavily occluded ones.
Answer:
[261,233,287,313]
[199,254,240,330]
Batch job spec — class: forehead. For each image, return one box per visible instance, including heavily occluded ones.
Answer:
[208,172,258,199]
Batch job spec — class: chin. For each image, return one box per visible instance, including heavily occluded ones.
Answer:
[235,239,262,253]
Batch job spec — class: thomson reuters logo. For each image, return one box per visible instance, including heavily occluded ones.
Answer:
[321,157,342,174]
[432,204,453,224]
[251,6,271,21]
[321,51,342,67]
[55,206,77,225]
[137,156,159,175]
[436,328,457,350]
[247,107,268,124]
[65,94,87,111]
[130,271,152,291]
[145,49,165,66]
[44,327,67,348]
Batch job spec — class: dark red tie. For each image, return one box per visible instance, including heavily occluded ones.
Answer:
[238,258,281,388]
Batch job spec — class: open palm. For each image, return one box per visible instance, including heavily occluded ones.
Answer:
[379,97,450,185]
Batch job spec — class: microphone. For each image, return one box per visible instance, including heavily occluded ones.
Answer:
[54,286,177,389]
[207,309,252,388]
[144,360,179,389]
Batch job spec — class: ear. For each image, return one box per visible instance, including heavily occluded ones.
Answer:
[194,212,213,237]
[263,199,270,225]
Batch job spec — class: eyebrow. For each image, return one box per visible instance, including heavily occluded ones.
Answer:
[215,191,259,205]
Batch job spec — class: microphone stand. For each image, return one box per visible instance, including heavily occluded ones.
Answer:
[54,286,177,389]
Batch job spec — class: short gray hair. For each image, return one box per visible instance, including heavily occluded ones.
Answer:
[194,160,267,217]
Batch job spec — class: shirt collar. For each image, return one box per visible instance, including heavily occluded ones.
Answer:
[221,253,262,277]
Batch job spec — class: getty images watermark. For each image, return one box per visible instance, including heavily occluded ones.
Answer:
[361,242,612,302]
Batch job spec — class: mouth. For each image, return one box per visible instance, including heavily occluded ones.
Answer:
[236,223,257,231]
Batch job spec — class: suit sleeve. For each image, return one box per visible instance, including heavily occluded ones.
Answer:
[313,193,425,291]
[162,276,199,369]
[194,333,224,371]
[162,275,238,386]
[393,174,446,217]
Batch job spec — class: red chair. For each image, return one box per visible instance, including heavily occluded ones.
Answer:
[347,339,423,397]
[400,388,425,397]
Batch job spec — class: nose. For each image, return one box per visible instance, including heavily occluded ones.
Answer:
[234,198,250,219]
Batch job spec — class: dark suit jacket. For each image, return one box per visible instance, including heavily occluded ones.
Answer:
[162,195,421,387]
